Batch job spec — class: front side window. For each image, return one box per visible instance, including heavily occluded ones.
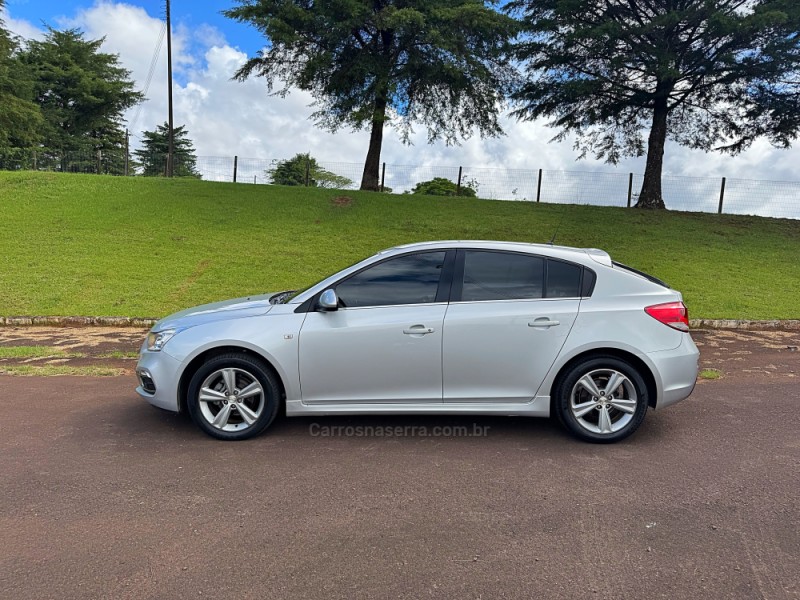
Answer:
[461,251,544,301]
[335,252,447,308]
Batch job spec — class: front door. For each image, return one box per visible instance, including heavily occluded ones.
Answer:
[298,250,451,404]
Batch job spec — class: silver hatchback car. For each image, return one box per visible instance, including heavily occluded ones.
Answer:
[136,241,699,443]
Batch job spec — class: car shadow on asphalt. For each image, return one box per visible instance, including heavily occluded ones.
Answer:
[111,397,674,448]
[101,399,676,446]
[108,397,576,444]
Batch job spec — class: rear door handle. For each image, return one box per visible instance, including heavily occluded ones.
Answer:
[528,318,560,328]
[403,325,435,335]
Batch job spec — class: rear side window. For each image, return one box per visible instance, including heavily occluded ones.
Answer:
[546,260,582,298]
[458,251,594,301]
[462,251,544,301]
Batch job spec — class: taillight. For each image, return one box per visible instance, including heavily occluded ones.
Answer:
[645,302,690,332]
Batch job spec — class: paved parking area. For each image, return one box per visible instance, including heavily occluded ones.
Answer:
[0,328,798,599]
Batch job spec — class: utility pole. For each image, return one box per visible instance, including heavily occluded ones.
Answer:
[165,0,175,177]
[124,129,129,176]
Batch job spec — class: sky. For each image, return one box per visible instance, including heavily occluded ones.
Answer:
[2,0,800,195]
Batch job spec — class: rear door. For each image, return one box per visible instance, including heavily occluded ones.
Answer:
[442,250,581,403]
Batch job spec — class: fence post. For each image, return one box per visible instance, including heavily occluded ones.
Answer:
[233,155,238,183]
[627,173,633,207]
[536,169,543,203]
[380,162,386,192]
[304,157,310,186]
[32,151,37,171]
[718,177,726,214]
[456,166,463,196]
[124,129,129,176]
[96,150,102,174]
[254,175,257,184]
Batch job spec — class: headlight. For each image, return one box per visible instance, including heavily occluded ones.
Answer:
[146,329,178,352]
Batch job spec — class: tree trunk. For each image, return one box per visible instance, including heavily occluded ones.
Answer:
[636,95,669,210]
[360,94,388,191]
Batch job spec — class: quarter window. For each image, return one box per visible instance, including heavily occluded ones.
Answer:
[546,260,582,298]
[461,251,544,301]
[335,252,447,308]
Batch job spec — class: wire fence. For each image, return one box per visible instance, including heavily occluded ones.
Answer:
[2,149,800,220]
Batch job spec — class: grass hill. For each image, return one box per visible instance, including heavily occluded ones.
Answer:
[1,171,798,319]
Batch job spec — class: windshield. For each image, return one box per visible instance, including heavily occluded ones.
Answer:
[271,252,385,304]
[270,273,330,304]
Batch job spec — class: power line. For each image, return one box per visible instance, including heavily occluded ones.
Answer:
[128,20,167,136]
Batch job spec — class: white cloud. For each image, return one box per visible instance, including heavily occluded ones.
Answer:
[4,1,799,207]
[2,5,44,40]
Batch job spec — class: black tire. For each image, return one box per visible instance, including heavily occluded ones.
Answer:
[553,356,649,443]
[186,352,280,441]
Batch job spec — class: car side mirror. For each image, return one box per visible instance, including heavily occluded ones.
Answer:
[318,289,339,311]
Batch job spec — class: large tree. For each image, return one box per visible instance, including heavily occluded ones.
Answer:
[224,0,516,190]
[134,122,199,177]
[509,0,800,209]
[0,0,42,152]
[18,28,142,163]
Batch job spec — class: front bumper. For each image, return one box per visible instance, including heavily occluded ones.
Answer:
[135,349,183,412]
[647,334,700,410]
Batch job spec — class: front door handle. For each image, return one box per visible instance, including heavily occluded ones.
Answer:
[528,318,560,328]
[403,325,435,335]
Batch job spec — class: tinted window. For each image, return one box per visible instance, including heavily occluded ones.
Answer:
[546,260,582,298]
[335,252,446,308]
[461,251,544,301]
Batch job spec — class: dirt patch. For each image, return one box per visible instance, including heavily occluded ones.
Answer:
[330,195,354,208]
[692,328,800,380]
[0,326,147,373]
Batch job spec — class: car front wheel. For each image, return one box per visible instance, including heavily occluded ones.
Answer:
[187,353,280,441]
[554,356,649,443]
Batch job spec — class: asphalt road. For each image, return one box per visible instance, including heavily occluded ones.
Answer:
[0,335,798,599]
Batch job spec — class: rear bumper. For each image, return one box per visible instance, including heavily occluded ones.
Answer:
[647,334,700,410]
[135,350,182,412]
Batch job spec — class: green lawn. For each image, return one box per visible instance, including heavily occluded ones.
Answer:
[0,346,84,359]
[1,171,798,319]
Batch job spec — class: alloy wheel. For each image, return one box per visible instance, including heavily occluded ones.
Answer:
[197,367,265,432]
[569,368,638,435]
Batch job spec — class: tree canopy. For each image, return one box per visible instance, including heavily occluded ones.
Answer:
[134,122,199,177]
[509,0,800,208]
[267,153,353,188]
[0,0,43,151]
[17,28,142,158]
[411,177,477,197]
[225,0,517,191]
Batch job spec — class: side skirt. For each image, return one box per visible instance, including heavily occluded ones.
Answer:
[284,395,551,417]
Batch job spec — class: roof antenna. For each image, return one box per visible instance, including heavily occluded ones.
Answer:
[547,214,565,246]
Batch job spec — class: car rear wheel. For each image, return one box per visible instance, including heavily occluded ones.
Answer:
[187,353,280,441]
[554,356,648,443]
